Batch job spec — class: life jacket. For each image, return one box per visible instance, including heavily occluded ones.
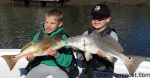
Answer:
[88,26,116,36]
[82,26,116,73]
[25,29,79,78]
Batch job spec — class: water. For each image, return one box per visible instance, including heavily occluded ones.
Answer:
[0,2,150,57]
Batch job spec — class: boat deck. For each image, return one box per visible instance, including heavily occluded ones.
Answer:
[0,49,150,78]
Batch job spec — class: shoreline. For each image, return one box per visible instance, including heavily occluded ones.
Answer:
[66,0,150,6]
[0,0,150,6]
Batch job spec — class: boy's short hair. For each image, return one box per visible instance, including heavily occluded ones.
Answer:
[91,4,111,20]
[46,8,63,21]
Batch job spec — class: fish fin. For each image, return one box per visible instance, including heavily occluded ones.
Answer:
[21,41,35,52]
[33,51,47,56]
[85,52,92,61]
[124,55,145,76]
[1,55,20,71]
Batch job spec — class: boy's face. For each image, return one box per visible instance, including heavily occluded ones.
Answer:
[44,16,62,34]
[91,17,111,30]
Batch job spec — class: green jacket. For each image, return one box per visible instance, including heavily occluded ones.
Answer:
[33,25,73,67]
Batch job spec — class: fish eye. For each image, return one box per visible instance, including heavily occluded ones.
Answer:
[129,57,131,59]
[128,57,132,61]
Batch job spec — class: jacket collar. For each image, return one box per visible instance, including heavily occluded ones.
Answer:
[88,26,113,36]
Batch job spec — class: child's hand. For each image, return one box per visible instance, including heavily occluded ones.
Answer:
[97,49,106,57]
[26,53,35,61]
[46,47,59,57]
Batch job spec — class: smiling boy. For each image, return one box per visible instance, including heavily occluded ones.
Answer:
[25,8,73,78]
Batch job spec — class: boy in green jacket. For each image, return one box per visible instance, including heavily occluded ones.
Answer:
[25,8,73,78]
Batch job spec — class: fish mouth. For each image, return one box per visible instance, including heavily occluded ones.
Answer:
[65,41,72,46]
[65,38,72,44]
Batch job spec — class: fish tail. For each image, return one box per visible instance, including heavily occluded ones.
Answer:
[124,55,145,76]
[1,55,20,70]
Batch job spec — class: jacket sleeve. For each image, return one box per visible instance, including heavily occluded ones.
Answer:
[110,31,118,41]
[83,31,89,36]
